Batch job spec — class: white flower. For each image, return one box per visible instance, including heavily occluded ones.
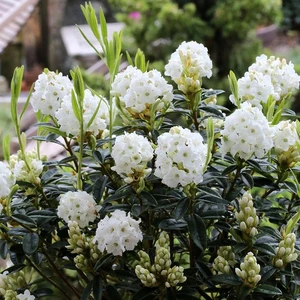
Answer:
[10,151,44,184]
[31,70,73,117]
[17,289,35,300]
[93,210,143,256]
[229,71,276,108]
[165,41,212,93]
[111,66,173,116]
[0,162,15,198]
[111,132,153,183]
[220,102,274,160]
[273,120,299,153]
[249,54,300,100]
[154,126,207,188]
[57,191,101,228]
[55,89,109,136]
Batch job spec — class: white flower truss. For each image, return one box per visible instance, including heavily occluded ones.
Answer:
[220,102,274,160]
[154,126,207,188]
[111,132,154,183]
[57,191,101,228]
[93,210,143,256]
[165,41,213,93]
[0,162,15,199]
[17,289,35,300]
[248,54,300,100]
[273,120,299,153]
[111,66,173,116]
[31,70,73,117]
[229,71,276,108]
[55,89,109,136]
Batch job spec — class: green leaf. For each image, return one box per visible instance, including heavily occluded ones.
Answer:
[186,214,207,252]
[80,280,93,300]
[228,71,240,108]
[260,266,277,283]
[94,253,114,272]
[2,134,10,162]
[93,176,108,202]
[241,172,254,188]
[0,240,8,259]
[12,214,36,227]
[22,232,39,255]
[106,285,122,300]
[93,276,102,300]
[159,218,187,230]
[254,284,282,295]
[173,197,189,220]
[253,243,275,256]
[211,274,242,285]
[132,287,156,300]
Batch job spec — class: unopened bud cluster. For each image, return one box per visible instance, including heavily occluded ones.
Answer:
[67,221,101,271]
[235,192,259,238]
[235,252,261,287]
[135,231,186,288]
[273,232,298,268]
[212,246,236,274]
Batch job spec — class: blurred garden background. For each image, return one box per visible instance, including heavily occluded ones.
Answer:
[0,0,300,159]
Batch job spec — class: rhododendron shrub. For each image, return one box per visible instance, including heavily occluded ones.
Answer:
[0,3,300,300]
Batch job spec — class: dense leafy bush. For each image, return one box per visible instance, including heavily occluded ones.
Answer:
[0,3,300,300]
[282,0,300,30]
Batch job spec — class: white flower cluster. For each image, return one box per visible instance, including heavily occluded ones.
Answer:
[249,54,300,100]
[220,103,274,160]
[57,191,101,228]
[9,151,44,185]
[229,71,275,108]
[165,41,212,93]
[154,126,207,188]
[31,70,73,117]
[0,162,15,199]
[17,289,35,300]
[111,66,173,116]
[93,210,143,256]
[55,89,109,136]
[272,120,299,153]
[111,132,153,183]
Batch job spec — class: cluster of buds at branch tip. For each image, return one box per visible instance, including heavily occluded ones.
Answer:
[235,252,261,288]
[212,246,236,275]
[235,192,259,238]
[135,231,186,288]
[273,232,298,268]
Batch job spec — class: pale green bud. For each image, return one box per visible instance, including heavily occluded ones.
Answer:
[4,290,18,300]
[135,265,157,287]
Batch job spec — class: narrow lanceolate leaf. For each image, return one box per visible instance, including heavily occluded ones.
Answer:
[186,214,207,252]
[93,276,102,300]
[254,284,282,295]
[2,134,10,162]
[23,232,39,255]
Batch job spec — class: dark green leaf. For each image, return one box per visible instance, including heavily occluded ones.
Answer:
[140,192,158,207]
[12,214,36,227]
[222,164,237,175]
[186,214,206,252]
[132,287,156,300]
[0,240,8,259]
[253,243,275,256]
[94,254,114,272]
[80,280,93,300]
[260,266,277,283]
[241,172,254,188]
[238,285,252,298]
[173,197,189,220]
[106,285,122,300]
[32,288,53,297]
[211,274,242,285]
[158,218,187,230]
[254,284,282,295]
[23,232,39,255]
[93,176,108,202]
[283,181,298,194]
[93,276,102,300]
